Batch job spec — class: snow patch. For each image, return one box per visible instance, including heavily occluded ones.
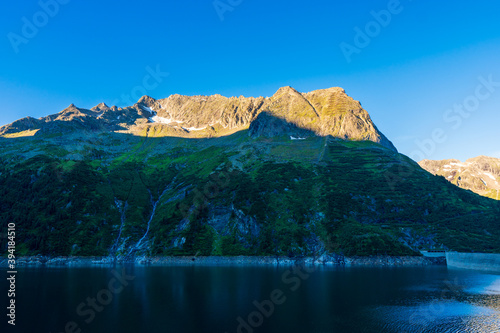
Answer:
[141,106,154,113]
[150,115,178,124]
[290,136,306,140]
[182,126,206,131]
[484,172,497,180]
[144,105,185,124]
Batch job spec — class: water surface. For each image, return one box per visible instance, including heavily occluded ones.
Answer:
[2,265,499,332]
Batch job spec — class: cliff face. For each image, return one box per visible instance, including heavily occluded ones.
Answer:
[419,156,500,200]
[302,87,395,150]
[0,86,397,151]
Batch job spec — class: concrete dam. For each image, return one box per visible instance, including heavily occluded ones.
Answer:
[446,252,500,272]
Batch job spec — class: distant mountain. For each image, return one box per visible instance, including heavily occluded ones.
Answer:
[0,87,396,151]
[0,87,499,259]
[419,156,500,200]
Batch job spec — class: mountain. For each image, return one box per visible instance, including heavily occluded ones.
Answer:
[0,87,396,151]
[419,156,500,200]
[0,87,499,259]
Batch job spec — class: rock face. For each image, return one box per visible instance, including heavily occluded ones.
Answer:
[419,156,500,199]
[248,112,315,138]
[0,103,154,135]
[302,87,395,150]
[0,86,397,151]
[2,116,42,133]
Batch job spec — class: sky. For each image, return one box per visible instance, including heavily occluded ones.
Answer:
[0,0,499,162]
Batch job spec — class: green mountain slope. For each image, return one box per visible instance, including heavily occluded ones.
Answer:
[1,129,499,258]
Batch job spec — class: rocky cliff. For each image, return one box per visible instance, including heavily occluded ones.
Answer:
[419,156,500,200]
[0,86,396,151]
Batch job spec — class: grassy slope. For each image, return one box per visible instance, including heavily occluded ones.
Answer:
[0,131,499,257]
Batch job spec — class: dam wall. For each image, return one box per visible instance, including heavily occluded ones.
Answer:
[446,252,500,272]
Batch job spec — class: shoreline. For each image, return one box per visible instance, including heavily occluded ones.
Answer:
[0,255,445,268]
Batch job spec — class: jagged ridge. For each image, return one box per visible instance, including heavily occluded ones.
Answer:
[419,156,500,200]
[0,87,397,151]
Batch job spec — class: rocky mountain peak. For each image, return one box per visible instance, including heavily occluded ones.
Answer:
[54,104,86,119]
[138,95,157,107]
[91,103,109,112]
[273,86,301,96]
[0,87,397,151]
[419,157,500,199]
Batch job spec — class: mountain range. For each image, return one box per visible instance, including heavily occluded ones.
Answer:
[0,86,396,150]
[419,156,500,200]
[0,87,499,258]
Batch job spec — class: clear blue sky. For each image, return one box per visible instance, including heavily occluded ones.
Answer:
[1,0,499,162]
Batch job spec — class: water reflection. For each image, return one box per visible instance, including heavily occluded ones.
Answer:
[370,268,500,332]
[371,301,499,332]
[2,265,499,333]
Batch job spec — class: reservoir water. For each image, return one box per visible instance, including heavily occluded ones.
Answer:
[2,265,499,332]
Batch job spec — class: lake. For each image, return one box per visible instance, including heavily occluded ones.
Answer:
[2,265,499,332]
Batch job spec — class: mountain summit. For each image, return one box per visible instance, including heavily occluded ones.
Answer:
[0,87,396,151]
